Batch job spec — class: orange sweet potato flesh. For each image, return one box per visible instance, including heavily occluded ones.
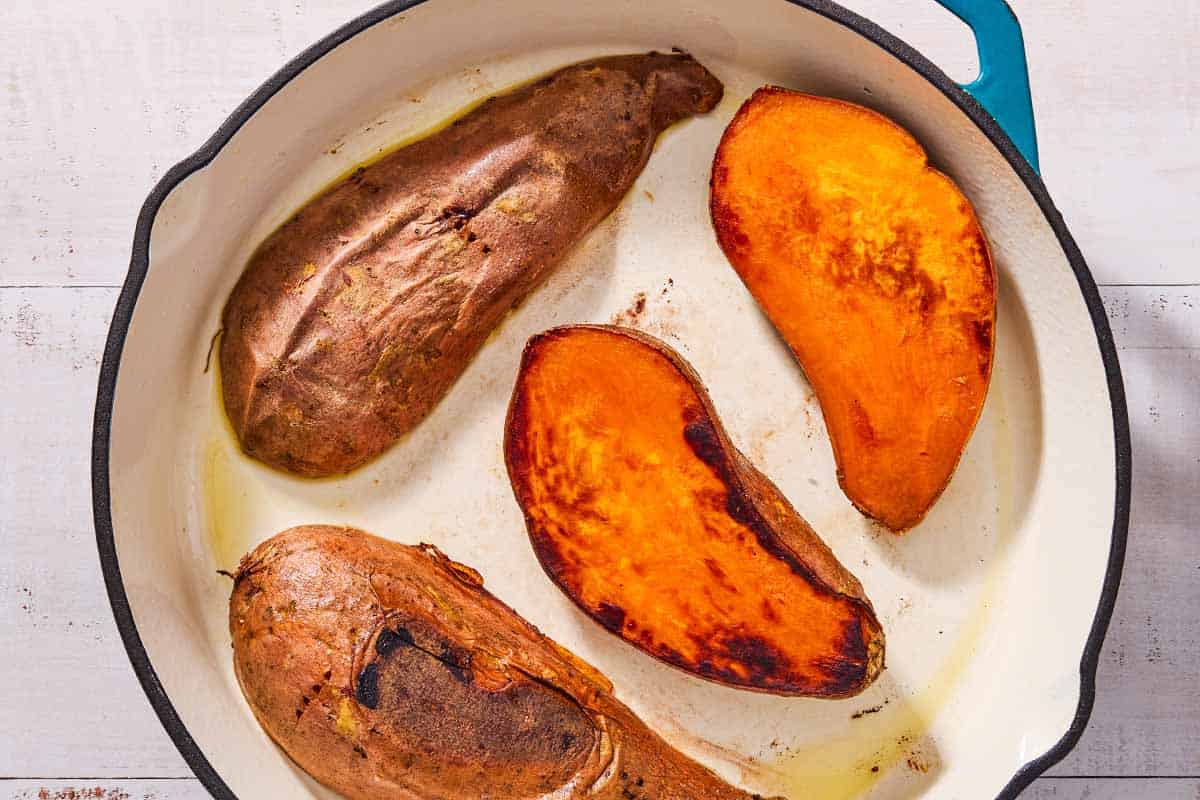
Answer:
[231,526,769,800]
[505,325,884,697]
[710,87,996,532]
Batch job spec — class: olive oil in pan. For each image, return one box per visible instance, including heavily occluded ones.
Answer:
[203,437,248,574]
[201,99,511,570]
[203,355,372,574]
[203,61,1016,799]
[763,376,1017,798]
[202,56,698,559]
[202,344,269,573]
[203,326,1017,797]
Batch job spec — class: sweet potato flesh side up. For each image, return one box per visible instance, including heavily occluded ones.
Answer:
[219,52,723,477]
[230,526,766,800]
[711,88,996,532]
[506,326,884,697]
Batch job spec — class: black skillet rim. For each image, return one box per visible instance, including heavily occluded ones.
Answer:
[91,1,1131,797]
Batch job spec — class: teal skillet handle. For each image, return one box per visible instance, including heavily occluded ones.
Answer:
[933,0,1040,173]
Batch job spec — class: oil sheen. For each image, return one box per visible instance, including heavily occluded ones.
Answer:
[202,72,1017,799]
[759,373,1015,798]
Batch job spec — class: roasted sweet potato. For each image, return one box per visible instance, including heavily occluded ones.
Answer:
[504,326,884,697]
[231,526,768,800]
[710,87,996,532]
[220,53,723,477]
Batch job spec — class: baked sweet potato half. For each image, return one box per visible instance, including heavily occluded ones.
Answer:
[504,326,884,698]
[231,526,768,800]
[710,87,996,532]
[220,52,723,477]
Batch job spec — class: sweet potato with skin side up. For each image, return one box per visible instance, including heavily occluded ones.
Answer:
[231,526,772,800]
[504,326,884,698]
[710,87,996,532]
[220,53,723,477]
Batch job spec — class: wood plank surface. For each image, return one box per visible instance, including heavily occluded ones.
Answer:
[5,778,1196,800]
[1047,289,1199,776]
[1,0,1195,288]
[1,782,208,800]
[3,286,1194,789]
[0,1,1195,797]
[1025,781,1200,800]
[0,288,190,778]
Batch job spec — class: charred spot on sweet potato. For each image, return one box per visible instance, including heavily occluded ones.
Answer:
[505,326,884,697]
[373,625,414,655]
[354,662,380,709]
[230,525,768,800]
[595,601,628,634]
[359,619,593,790]
[710,87,996,532]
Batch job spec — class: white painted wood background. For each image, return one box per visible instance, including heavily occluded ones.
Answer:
[1,0,1195,798]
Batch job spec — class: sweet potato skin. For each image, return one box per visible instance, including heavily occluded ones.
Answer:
[710,87,996,532]
[220,53,723,477]
[505,326,884,698]
[230,525,767,800]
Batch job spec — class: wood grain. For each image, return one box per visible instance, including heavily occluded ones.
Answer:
[0,288,190,778]
[1,781,208,800]
[1048,289,1200,777]
[1027,780,1200,800]
[0,0,369,288]
[1,0,1195,798]
[1,0,1196,288]
[12,777,1196,800]
[3,286,1193,789]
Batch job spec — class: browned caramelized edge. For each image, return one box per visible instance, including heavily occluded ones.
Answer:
[504,325,884,697]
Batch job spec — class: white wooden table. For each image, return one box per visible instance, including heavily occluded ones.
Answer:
[2,1,1196,798]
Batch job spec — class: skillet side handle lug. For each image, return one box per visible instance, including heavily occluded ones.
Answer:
[935,0,1041,173]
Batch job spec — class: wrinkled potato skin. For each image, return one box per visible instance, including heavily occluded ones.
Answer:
[220,53,723,477]
[505,326,884,698]
[231,526,768,800]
